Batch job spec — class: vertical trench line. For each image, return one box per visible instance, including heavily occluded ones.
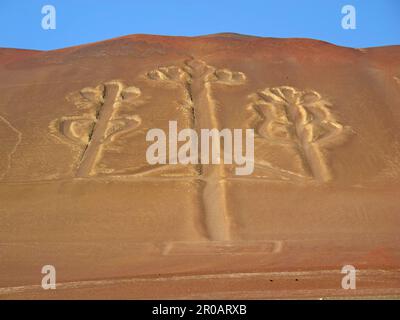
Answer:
[204,80,231,241]
[188,60,231,241]
[303,143,331,182]
[283,101,316,180]
[289,101,331,183]
[0,115,22,181]
[182,77,201,175]
[76,83,121,177]
[183,72,209,240]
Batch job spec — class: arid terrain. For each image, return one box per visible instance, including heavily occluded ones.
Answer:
[0,33,400,299]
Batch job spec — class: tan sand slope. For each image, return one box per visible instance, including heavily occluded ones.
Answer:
[0,34,400,299]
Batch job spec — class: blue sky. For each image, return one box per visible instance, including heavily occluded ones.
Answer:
[0,0,399,50]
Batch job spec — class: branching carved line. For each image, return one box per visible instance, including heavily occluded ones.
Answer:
[50,81,143,177]
[0,115,22,180]
[146,59,247,241]
[248,86,350,182]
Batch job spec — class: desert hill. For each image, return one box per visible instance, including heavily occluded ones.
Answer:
[0,34,400,298]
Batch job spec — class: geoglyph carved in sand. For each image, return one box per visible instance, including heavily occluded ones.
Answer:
[49,69,351,239]
[50,81,143,177]
[248,86,350,182]
[145,59,245,168]
[147,59,246,241]
[51,72,349,185]
[146,59,246,130]
[0,115,22,181]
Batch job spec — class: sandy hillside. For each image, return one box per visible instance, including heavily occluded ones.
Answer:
[0,33,400,299]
